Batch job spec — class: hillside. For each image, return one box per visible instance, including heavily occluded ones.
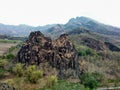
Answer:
[68,28,120,50]
[0,31,120,90]
[68,28,120,81]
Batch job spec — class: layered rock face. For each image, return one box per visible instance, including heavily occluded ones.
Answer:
[17,31,80,78]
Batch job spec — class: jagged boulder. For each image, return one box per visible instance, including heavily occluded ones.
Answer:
[16,31,80,78]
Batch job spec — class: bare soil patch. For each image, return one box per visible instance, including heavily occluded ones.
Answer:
[0,43,17,55]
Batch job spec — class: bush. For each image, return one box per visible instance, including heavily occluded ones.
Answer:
[0,59,8,68]
[26,65,43,83]
[6,53,15,59]
[25,65,36,75]
[92,72,104,82]
[46,75,58,88]
[78,50,86,56]
[12,63,24,77]
[0,68,5,78]
[80,72,98,90]
[78,48,96,56]
[86,48,93,55]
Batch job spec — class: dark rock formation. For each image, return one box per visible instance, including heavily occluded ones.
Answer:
[0,82,15,90]
[105,42,120,51]
[81,37,108,51]
[79,37,120,52]
[16,31,80,78]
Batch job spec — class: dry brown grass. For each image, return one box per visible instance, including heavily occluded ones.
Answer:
[0,43,17,55]
[79,54,120,80]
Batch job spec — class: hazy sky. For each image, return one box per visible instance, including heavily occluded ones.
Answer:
[0,0,120,27]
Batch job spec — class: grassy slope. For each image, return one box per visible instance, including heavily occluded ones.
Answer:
[70,34,120,86]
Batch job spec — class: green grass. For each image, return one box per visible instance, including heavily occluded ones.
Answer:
[40,80,88,90]
[0,39,21,43]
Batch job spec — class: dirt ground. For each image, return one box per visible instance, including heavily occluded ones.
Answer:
[0,43,17,55]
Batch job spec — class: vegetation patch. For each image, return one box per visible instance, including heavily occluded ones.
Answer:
[12,63,24,77]
[25,65,43,83]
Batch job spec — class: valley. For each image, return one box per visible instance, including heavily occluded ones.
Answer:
[0,16,120,90]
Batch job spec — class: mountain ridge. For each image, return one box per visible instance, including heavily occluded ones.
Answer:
[0,16,120,37]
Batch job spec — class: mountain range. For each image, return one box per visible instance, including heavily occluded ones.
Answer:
[0,16,120,47]
[0,16,120,36]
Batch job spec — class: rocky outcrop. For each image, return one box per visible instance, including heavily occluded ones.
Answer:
[0,82,15,90]
[81,37,108,51]
[105,42,120,51]
[16,31,80,78]
[78,37,120,51]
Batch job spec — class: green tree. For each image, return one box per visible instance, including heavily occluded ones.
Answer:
[80,72,98,90]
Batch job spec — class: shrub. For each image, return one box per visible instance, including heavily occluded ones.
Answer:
[78,47,97,56]
[25,65,36,75]
[0,59,8,68]
[86,48,93,55]
[12,63,24,77]
[6,53,15,59]
[46,75,58,88]
[0,68,5,78]
[91,72,104,82]
[27,70,43,83]
[78,50,86,56]
[26,65,43,83]
[80,72,98,90]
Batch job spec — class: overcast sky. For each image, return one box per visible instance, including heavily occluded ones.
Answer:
[0,0,120,27]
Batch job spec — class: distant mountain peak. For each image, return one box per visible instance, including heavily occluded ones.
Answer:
[67,16,98,25]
